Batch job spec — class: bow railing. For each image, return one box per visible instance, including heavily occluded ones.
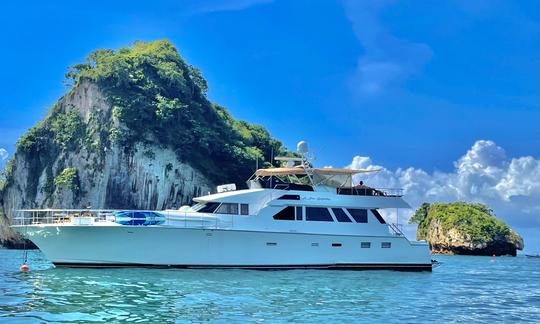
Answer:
[11,209,236,229]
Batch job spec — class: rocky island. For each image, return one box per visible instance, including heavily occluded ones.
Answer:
[0,40,289,247]
[410,202,523,256]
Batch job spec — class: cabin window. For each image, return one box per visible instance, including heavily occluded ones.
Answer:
[278,194,301,200]
[198,202,220,213]
[332,243,342,247]
[361,242,371,248]
[273,206,296,220]
[347,209,368,223]
[371,209,386,224]
[332,208,352,222]
[240,204,249,215]
[381,242,391,248]
[306,207,334,222]
[216,203,239,215]
[296,206,303,220]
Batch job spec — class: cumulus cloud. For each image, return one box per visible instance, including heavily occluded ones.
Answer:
[348,140,540,232]
[342,0,432,95]
[0,148,8,161]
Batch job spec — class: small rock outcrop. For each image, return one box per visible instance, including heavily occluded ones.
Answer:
[0,40,287,247]
[410,202,524,256]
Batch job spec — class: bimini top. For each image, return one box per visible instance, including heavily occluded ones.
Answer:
[255,167,377,177]
[254,167,380,188]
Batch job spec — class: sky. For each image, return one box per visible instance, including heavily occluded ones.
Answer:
[0,0,539,250]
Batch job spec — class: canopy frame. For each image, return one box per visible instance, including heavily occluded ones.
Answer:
[249,158,380,189]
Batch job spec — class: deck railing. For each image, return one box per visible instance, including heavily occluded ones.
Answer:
[12,209,116,226]
[388,223,405,236]
[11,209,233,229]
[336,187,404,197]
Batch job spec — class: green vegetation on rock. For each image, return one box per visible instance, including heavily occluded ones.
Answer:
[66,39,286,183]
[409,202,430,225]
[411,202,511,243]
[410,201,523,256]
[50,110,86,150]
[10,40,288,196]
[54,168,80,192]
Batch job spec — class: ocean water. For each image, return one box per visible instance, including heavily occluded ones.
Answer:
[0,249,539,323]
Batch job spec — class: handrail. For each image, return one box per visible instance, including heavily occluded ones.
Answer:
[12,209,116,225]
[11,209,233,230]
[336,187,404,197]
[388,223,405,236]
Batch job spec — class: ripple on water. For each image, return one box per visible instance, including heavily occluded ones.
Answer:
[0,251,539,322]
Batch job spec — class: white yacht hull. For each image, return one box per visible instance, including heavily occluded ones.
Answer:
[15,225,432,271]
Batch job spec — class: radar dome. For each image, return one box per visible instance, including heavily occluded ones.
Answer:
[297,141,309,154]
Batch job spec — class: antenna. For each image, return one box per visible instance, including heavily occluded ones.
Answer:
[296,140,313,170]
[297,141,309,155]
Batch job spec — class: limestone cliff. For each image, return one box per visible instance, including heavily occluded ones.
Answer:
[411,202,524,256]
[0,40,287,247]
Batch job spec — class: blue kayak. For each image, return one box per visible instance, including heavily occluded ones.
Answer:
[113,211,165,226]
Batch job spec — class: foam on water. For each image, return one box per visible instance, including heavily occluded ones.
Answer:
[0,249,539,322]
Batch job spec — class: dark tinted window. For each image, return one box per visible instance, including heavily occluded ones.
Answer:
[361,242,371,248]
[371,209,386,224]
[240,204,249,215]
[274,206,296,220]
[278,194,300,200]
[347,209,368,223]
[332,243,342,247]
[198,202,220,213]
[381,242,391,248]
[332,208,352,222]
[306,207,334,222]
[216,203,239,214]
[296,207,303,220]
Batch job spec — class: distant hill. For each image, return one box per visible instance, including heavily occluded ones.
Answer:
[0,40,288,247]
[410,202,523,256]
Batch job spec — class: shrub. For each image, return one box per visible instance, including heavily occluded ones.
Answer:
[54,168,80,192]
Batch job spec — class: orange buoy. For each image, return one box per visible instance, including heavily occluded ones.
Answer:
[19,264,30,272]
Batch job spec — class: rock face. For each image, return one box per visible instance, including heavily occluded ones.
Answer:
[412,202,524,256]
[0,80,214,247]
[423,218,524,256]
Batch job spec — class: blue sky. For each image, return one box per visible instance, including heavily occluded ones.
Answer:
[1,1,539,248]
[1,0,538,170]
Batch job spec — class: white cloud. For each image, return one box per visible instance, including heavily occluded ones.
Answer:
[347,140,540,232]
[0,148,8,161]
[342,0,432,95]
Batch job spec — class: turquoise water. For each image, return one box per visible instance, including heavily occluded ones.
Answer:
[0,250,539,323]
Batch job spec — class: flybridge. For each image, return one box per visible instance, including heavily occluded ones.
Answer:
[246,141,402,197]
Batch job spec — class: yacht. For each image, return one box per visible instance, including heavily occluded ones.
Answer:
[12,142,432,271]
